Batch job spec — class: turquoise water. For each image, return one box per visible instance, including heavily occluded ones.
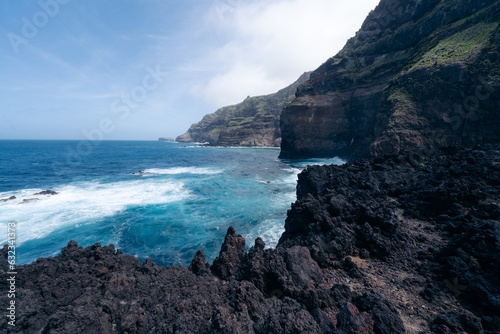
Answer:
[0,140,343,266]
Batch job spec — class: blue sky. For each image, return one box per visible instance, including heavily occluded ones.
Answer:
[0,0,379,140]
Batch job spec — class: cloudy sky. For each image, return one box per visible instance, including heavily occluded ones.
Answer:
[0,0,379,140]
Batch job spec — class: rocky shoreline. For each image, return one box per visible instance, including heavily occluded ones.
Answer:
[1,146,498,333]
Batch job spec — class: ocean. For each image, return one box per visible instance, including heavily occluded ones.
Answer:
[0,140,343,266]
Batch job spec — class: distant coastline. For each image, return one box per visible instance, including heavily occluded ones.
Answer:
[158,137,175,142]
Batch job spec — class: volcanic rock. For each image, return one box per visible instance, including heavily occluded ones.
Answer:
[1,148,498,333]
[176,72,310,147]
[34,190,58,195]
[280,0,500,160]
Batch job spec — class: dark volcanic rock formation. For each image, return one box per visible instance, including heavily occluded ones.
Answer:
[280,0,500,159]
[34,190,58,195]
[279,146,500,332]
[176,72,310,147]
[1,147,499,333]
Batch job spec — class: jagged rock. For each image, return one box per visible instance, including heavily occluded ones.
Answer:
[311,308,336,333]
[189,249,210,276]
[354,294,405,334]
[284,246,323,288]
[279,147,499,332]
[252,297,322,334]
[336,302,375,334]
[34,190,58,195]
[211,226,246,280]
[343,257,363,279]
[431,311,483,334]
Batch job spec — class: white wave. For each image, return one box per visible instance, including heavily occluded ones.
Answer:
[244,219,285,250]
[279,168,302,186]
[0,180,190,244]
[142,167,223,175]
[282,167,304,173]
[325,157,346,165]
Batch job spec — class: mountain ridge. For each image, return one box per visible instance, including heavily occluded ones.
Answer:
[280,0,500,160]
[176,72,311,147]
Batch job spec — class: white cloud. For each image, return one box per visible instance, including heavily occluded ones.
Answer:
[192,0,379,107]
[199,62,285,105]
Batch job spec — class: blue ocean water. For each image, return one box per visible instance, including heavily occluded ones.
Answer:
[0,140,343,266]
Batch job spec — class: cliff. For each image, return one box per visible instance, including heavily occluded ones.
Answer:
[176,72,310,147]
[2,146,499,333]
[280,0,500,159]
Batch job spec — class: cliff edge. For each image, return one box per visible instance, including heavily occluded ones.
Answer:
[176,72,310,147]
[280,0,500,160]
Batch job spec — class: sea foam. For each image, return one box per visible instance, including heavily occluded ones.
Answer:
[0,180,190,244]
[142,167,223,175]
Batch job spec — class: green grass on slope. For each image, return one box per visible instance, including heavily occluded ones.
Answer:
[387,86,417,117]
[410,22,498,70]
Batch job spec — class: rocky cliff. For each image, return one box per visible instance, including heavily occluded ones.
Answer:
[280,0,500,160]
[2,146,499,333]
[176,72,310,147]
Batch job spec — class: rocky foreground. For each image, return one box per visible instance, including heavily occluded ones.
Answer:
[1,147,499,333]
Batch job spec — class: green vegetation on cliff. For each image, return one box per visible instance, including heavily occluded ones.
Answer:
[176,72,310,147]
[411,22,498,70]
[280,0,500,160]
[387,86,417,117]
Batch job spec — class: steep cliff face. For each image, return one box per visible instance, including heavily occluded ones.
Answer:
[280,0,500,159]
[176,72,310,147]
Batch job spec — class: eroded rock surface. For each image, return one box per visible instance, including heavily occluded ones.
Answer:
[280,0,500,160]
[1,147,498,333]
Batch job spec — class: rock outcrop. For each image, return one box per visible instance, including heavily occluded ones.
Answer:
[34,190,58,195]
[176,72,310,147]
[280,0,500,160]
[281,146,500,332]
[0,196,15,202]
[1,146,499,333]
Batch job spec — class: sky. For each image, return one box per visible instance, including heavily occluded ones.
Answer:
[0,0,380,140]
